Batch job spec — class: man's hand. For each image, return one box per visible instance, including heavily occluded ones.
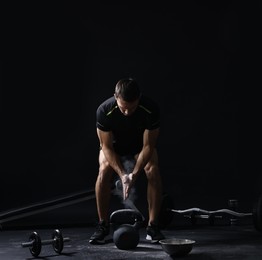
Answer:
[121,173,135,200]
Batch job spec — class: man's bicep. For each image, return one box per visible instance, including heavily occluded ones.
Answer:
[143,128,159,147]
[97,128,113,148]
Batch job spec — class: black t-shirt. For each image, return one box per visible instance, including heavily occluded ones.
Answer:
[96,95,160,155]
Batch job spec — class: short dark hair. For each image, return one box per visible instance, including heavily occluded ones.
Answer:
[115,78,141,102]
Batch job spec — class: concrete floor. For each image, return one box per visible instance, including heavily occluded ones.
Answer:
[1,223,262,260]
[1,191,261,259]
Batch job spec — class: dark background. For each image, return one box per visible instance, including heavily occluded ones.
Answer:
[2,1,262,227]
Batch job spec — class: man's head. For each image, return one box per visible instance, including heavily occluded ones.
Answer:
[114,78,141,116]
[115,78,141,102]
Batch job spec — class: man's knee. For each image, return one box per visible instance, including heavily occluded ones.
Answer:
[97,165,114,184]
[144,165,160,180]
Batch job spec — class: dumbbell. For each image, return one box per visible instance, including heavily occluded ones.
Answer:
[21,229,70,257]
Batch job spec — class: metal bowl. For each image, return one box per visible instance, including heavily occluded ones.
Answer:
[159,238,195,257]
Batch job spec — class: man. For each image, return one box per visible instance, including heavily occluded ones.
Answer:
[89,78,165,244]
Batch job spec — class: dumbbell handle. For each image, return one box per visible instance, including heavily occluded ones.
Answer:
[42,237,71,245]
[21,241,34,247]
[21,237,70,247]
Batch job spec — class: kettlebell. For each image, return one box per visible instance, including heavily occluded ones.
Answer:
[113,223,140,250]
[110,209,144,250]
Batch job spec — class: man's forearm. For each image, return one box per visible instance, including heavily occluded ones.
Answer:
[102,147,125,177]
[133,145,153,176]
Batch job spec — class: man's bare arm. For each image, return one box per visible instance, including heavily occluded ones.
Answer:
[132,128,159,177]
[97,128,125,178]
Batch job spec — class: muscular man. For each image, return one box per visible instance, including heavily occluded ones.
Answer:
[89,78,165,244]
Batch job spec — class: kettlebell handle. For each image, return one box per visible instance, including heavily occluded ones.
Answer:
[110,209,144,229]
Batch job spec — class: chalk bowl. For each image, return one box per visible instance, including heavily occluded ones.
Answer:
[159,238,195,257]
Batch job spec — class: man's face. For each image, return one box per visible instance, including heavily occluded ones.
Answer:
[115,95,139,116]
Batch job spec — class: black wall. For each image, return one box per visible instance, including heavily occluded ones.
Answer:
[2,1,262,224]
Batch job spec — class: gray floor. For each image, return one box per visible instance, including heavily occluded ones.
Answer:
[1,223,262,260]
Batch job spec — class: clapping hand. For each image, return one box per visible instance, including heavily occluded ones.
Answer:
[121,173,134,200]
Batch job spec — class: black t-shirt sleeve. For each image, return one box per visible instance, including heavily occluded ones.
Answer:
[148,106,160,130]
[96,104,111,131]
[141,100,160,130]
